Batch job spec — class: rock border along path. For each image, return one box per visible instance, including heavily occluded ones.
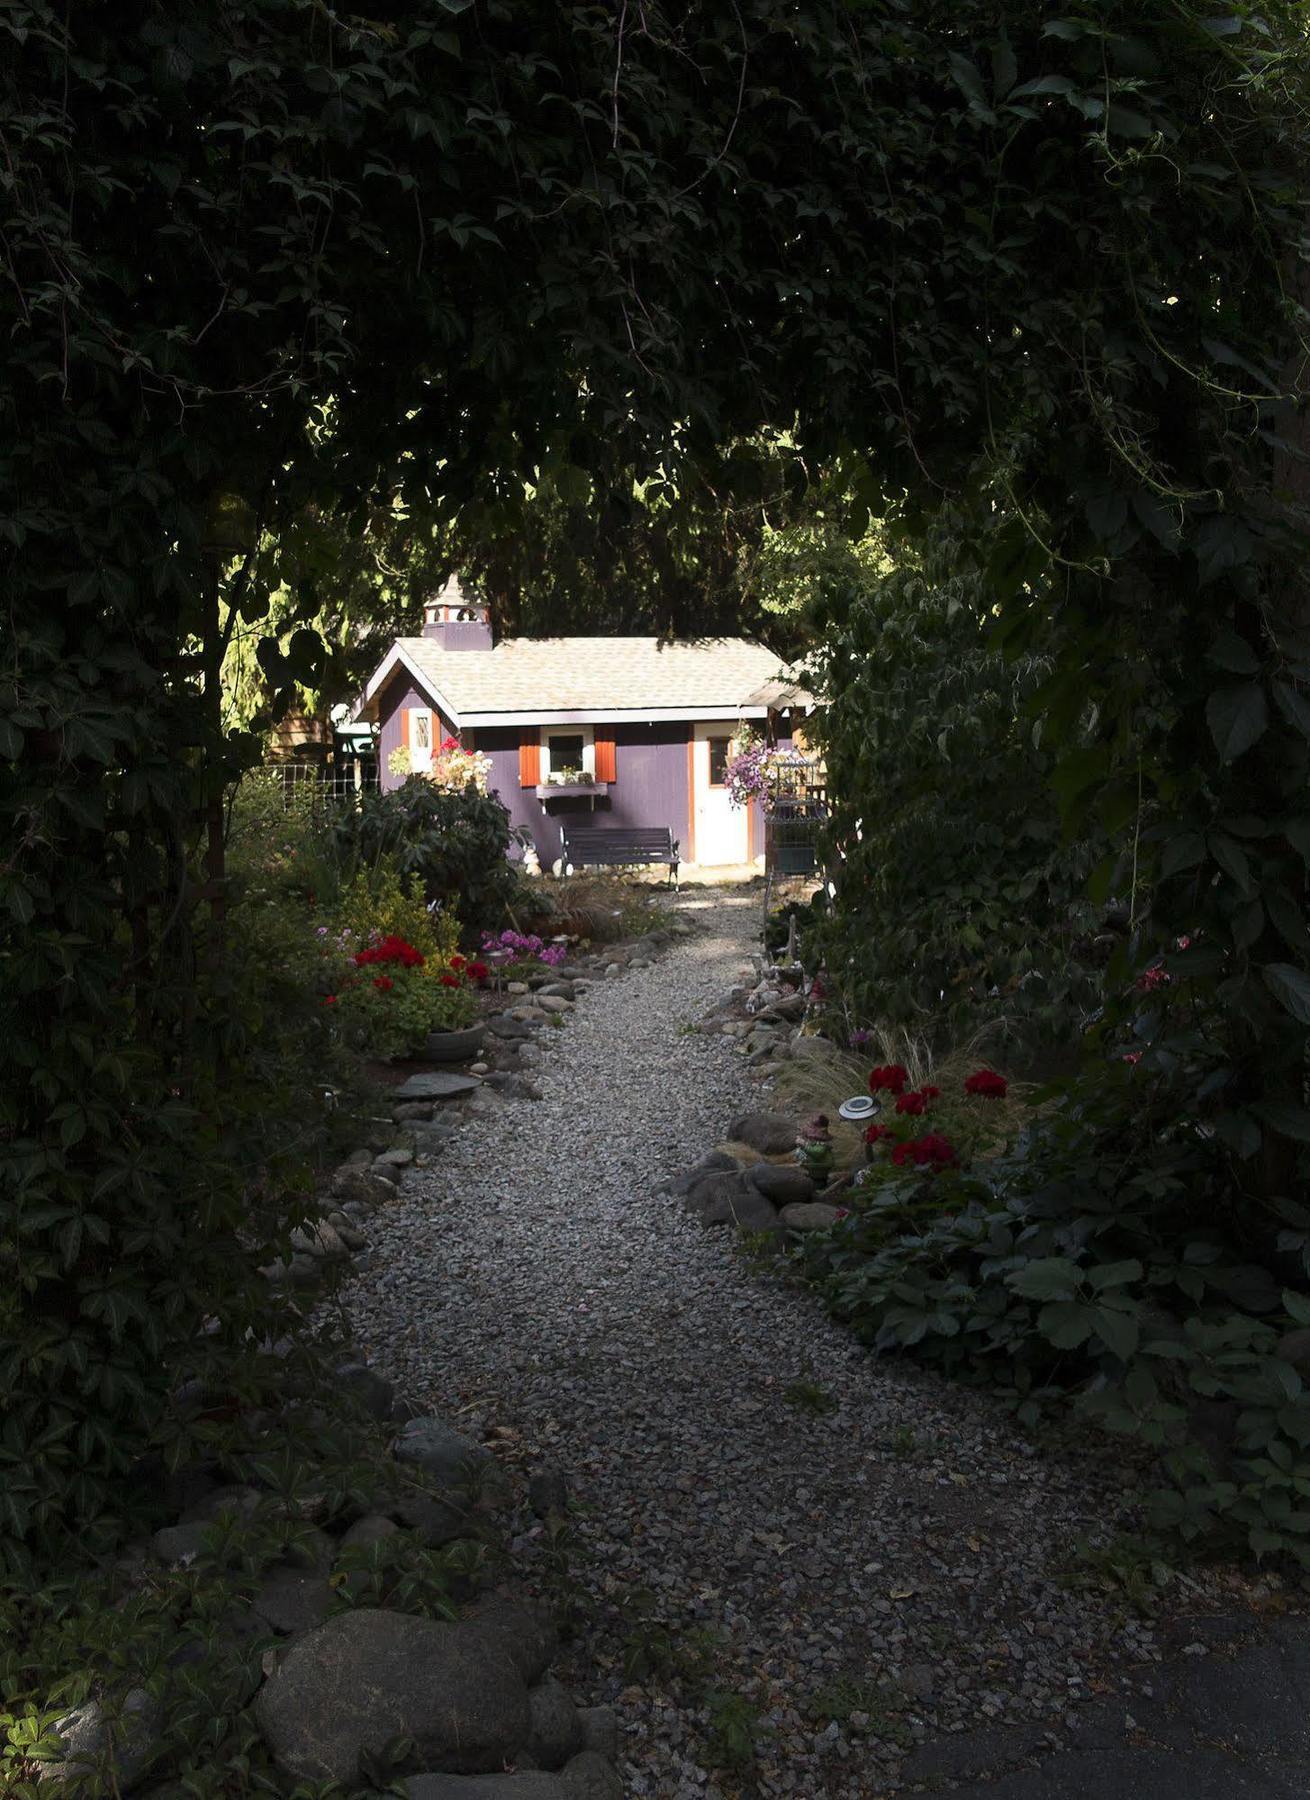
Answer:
[342,892,1297,1800]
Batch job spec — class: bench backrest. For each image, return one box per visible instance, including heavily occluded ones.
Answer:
[560,825,677,861]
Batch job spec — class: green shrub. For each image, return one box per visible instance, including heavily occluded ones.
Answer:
[793,1067,1310,1567]
[805,535,1107,1061]
[331,860,461,966]
[333,778,519,930]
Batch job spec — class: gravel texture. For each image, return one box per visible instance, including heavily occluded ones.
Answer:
[342,893,1193,1799]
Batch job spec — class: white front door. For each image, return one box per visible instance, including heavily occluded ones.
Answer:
[692,722,750,866]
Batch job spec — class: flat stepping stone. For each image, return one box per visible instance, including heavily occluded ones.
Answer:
[394,1072,480,1102]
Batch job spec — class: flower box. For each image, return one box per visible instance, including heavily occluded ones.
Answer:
[535,782,609,801]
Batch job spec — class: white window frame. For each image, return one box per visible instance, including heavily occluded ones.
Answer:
[540,723,594,783]
[409,707,434,773]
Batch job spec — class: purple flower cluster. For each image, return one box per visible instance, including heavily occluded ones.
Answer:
[723,742,772,809]
[480,928,567,966]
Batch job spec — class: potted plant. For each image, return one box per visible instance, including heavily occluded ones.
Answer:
[322,936,489,1062]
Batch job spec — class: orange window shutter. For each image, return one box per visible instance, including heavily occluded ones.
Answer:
[595,731,616,783]
[401,708,410,750]
[519,731,541,787]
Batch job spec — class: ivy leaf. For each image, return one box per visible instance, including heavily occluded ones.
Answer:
[1254,1101,1310,1144]
[1038,1300,1093,1349]
[1132,489,1179,547]
[1266,887,1310,954]
[1160,831,1205,878]
[1012,74,1079,98]
[1206,682,1268,762]
[1273,680,1310,740]
[1087,1259,1144,1291]
[1284,1291,1310,1327]
[1231,897,1265,950]
[1213,1110,1262,1159]
[1091,1305,1140,1361]
[991,38,1018,100]
[1207,831,1252,893]
[1207,627,1260,675]
[1263,963,1310,1025]
[1007,1257,1081,1301]
[948,54,997,121]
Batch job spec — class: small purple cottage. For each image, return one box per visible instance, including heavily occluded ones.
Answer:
[354,577,808,871]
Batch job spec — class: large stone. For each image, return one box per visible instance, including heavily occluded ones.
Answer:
[252,1608,530,1782]
[394,1072,481,1102]
[392,1487,479,1548]
[462,1595,558,1686]
[253,1567,332,1635]
[746,1161,816,1204]
[394,1416,494,1487]
[407,1776,564,1800]
[688,1172,781,1232]
[335,1361,395,1421]
[559,1751,623,1800]
[328,1168,398,1210]
[181,1484,261,1524]
[327,1213,370,1251]
[576,1708,619,1762]
[290,1220,347,1259]
[727,1110,799,1154]
[259,1252,322,1289]
[535,994,570,1014]
[39,1689,162,1792]
[683,1170,749,1214]
[339,1513,401,1551]
[485,1016,534,1040]
[779,1202,842,1232]
[150,1521,212,1564]
[526,1679,583,1770]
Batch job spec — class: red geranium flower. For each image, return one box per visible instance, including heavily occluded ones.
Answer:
[355,934,425,969]
[323,994,337,1006]
[467,960,489,982]
[865,1122,893,1146]
[868,1064,909,1096]
[449,954,466,971]
[894,1087,938,1116]
[441,735,460,751]
[890,1132,958,1171]
[439,973,459,988]
[373,976,393,992]
[963,1069,1007,1100]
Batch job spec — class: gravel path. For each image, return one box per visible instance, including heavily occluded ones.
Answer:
[342,893,1177,1799]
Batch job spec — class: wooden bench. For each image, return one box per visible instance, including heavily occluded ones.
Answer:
[559,825,680,886]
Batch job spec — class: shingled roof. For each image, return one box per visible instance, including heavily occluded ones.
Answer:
[357,635,805,726]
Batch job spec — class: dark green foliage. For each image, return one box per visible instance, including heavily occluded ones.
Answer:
[334,778,520,928]
[0,1396,475,1795]
[795,1068,1310,1564]
[3,0,1310,1570]
[807,534,1106,1056]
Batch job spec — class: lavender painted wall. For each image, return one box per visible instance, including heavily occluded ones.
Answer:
[376,674,781,866]
[476,720,692,869]
[377,675,456,783]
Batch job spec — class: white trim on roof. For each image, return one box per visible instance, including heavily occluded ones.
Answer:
[355,642,463,725]
[460,706,770,726]
[354,643,778,727]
